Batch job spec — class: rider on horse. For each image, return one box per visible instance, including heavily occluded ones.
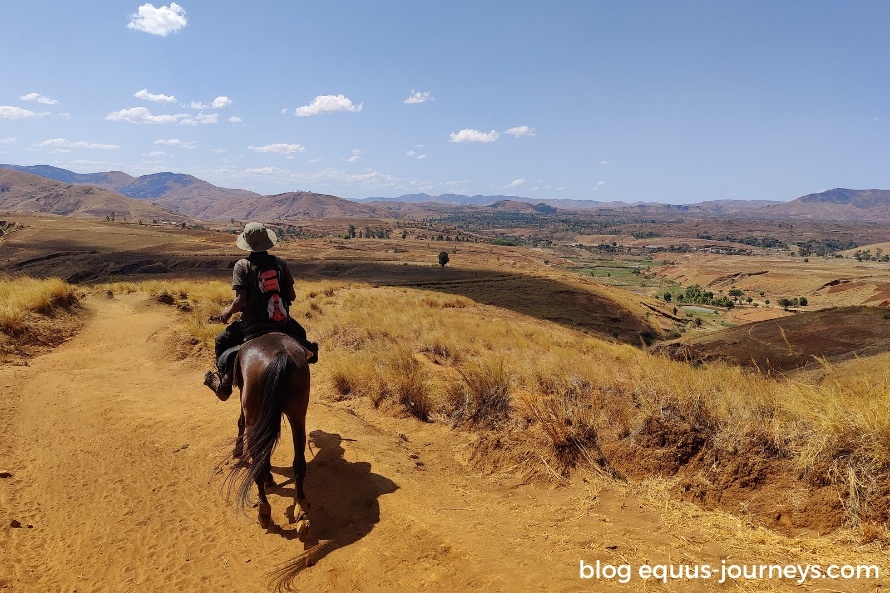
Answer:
[204,222,318,399]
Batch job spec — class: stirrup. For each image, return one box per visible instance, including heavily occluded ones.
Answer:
[204,370,232,400]
[204,370,221,391]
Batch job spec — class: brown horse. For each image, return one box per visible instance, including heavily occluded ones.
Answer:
[228,332,311,533]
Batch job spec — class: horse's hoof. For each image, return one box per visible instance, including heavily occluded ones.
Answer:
[297,498,310,514]
[258,502,272,528]
[296,519,311,541]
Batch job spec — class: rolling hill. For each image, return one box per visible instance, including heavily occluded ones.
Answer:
[0,165,376,222]
[757,188,890,221]
[0,169,190,222]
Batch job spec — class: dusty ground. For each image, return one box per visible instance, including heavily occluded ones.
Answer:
[1,292,887,593]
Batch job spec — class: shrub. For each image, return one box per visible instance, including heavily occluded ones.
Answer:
[448,356,512,427]
[383,347,432,421]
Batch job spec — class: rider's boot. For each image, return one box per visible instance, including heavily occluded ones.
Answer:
[302,340,319,364]
[217,370,233,398]
[203,368,233,400]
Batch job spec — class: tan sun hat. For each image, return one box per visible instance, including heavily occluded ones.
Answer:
[236,222,278,252]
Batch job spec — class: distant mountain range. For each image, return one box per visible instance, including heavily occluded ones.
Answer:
[0,164,371,221]
[0,168,191,222]
[758,188,890,222]
[2,164,890,223]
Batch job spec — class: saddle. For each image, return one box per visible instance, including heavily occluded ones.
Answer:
[217,323,289,375]
[217,329,318,377]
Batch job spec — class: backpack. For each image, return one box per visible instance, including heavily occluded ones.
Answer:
[252,258,289,323]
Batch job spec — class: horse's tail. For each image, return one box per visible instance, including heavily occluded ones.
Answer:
[234,350,293,511]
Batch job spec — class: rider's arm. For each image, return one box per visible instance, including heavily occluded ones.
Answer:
[218,289,247,323]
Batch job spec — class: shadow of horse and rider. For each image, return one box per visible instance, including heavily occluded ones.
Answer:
[259,429,398,589]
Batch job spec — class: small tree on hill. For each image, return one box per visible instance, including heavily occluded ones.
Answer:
[438,251,450,268]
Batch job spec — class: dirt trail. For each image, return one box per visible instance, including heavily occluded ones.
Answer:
[0,293,884,592]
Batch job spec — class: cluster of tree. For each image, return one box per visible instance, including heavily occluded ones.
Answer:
[694,233,787,249]
[631,230,662,239]
[777,296,808,309]
[796,239,858,257]
[663,284,736,308]
[853,248,890,262]
[439,211,620,235]
[733,235,787,249]
[276,224,314,240]
[490,237,522,246]
[340,224,393,239]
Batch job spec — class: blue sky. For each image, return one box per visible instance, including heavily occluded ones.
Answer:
[2,1,889,203]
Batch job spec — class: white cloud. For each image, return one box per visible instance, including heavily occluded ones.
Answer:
[504,125,535,137]
[248,143,306,156]
[180,112,218,125]
[0,106,50,119]
[416,154,427,160]
[406,150,416,157]
[347,149,361,163]
[0,137,16,145]
[36,138,120,153]
[127,3,188,36]
[211,96,231,109]
[302,168,399,187]
[228,116,242,123]
[600,160,610,165]
[449,129,499,143]
[20,93,59,105]
[309,158,321,163]
[210,148,228,154]
[403,90,432,104]
[593,180,605,191]
[295,94,362,117]
[144,150,167,157]
[245,166,284,175]
[154,138,195,148]
[506,178,526,189]
[406,149,426,159]
[134,88,177,103]
[189,101,209,109]
[105,107,185,124]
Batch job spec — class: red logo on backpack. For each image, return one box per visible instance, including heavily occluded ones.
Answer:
[257,266,288,322]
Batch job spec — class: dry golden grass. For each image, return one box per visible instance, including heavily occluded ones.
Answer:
[0,275,77,333]
[114,277,890,530]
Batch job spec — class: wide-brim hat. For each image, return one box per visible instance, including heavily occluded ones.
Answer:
[236,222,278,252]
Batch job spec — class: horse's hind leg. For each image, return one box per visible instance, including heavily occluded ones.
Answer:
[294,421,307,501]
[289,417,310,539]
[233,411,245,458]
[255,456,273,528]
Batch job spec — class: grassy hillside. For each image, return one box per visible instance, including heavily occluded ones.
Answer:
[0,275,81,362]
[95,277,890,537]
